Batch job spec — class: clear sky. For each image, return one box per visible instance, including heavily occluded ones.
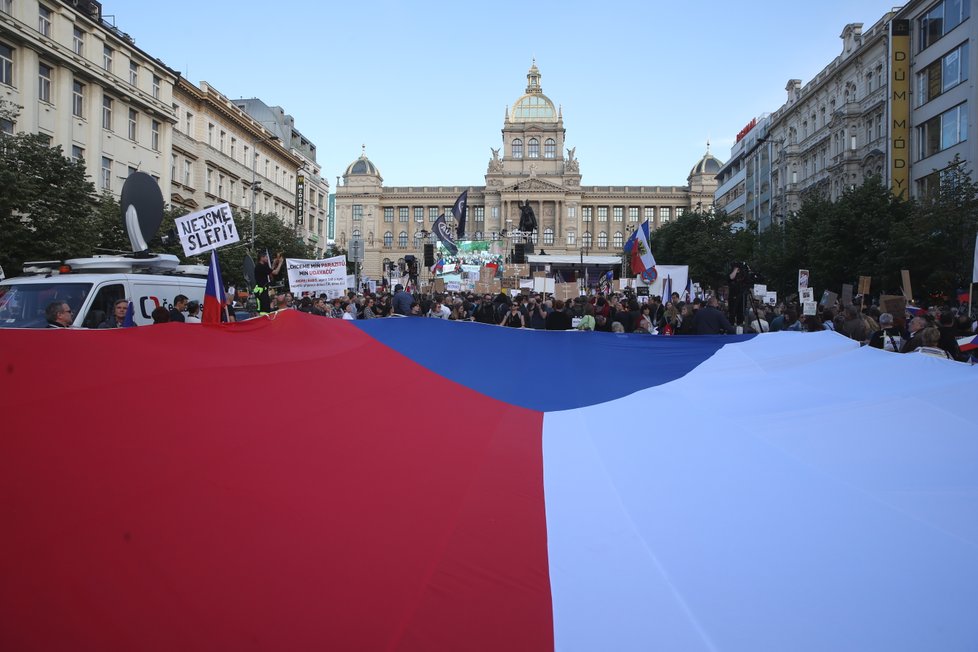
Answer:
[111,0,903,188]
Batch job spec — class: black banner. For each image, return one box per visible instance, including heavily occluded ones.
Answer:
[432,214,458,255]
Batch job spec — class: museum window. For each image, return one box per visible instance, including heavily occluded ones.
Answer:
[399,207,409,222]
[919,0,971,52]
[566,231,576,246]
[512,138,523,159]
[597,232,608,248]
[660,207,671,223]
[528,138,539,158]
[629,207,639,222]
[677,207,685,218]
[38,63,52,103]
[473,206,484,222]
[543,228,554,245]
[384,231,393,247]
[544,138,556,159]
[384,207,394,222]
[429,207,439,222]
[582,232,592,248]
[613,232,624,248]
[582,206,592,222]
[597,207,608,222]
[613,206,623,222]
[916,41,969,106]
[916,102,968,159]
[353,204,363,221]
[72,80,84,118]
[398,231,408,248]
[414,207,424,223]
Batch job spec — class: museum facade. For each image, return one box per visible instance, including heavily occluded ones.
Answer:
[334,63,721,280]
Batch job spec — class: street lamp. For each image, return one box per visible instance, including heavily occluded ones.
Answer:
[250,132,280,248]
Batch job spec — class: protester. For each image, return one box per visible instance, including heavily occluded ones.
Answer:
[913,327,955,360]
[868,313,905,352]
[185,300,201,323]
[576,304,596,331]
[427,299,451,319]
[901,316,928,353]
[98,299,129,329]
[46,301,73,328]
[545,300,572,330]
[500,302,526,328]
[169,295,188,323]
[151,306,170,324]
[691,298,734,334]
[392,284,413,316]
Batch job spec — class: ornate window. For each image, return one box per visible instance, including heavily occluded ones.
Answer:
[582,206,592,222]
[384,207,393,222]
[544,138,556,158]
[645,207,655,221]
[597,207,608,222]
[543,228,554,245]
[597,232,608,248]
[353,204,363,221]
[582,232,592,248]
[512,138,523,159]
[429,207,439,221]
[613,232,624,248]
[473,206,485,222]
[398,231,408,247]
[383,231,393,247]
[414,207,424,223]
[399,207,409,222]
[528,138,539,158]
[613,207,623,222]
[566,231,576,246]
[629,207,639,222]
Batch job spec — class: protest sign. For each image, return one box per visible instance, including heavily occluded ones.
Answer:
[753,284,767,297]
[346,275,356,290]
[175,203,239,256]
[520,287,530,296]
[800,288,815,303]
[803,301,818,316]
[880,294,908,319]
[819,290,838,307]
[533,271,547,278]
[491,279,501,293]
[555,283,577,301]
[446,281,461,292]
[511,264,529,278]
[858,276,871,295]
[502,277,517,289]
[766,291,777,306]
[841,284,854,307]
[798,270,810,291]
[285,255,348,299]
[433,279,446,293]
[475,281,490,295]
[519,278,534,289]
[533,277,555,294]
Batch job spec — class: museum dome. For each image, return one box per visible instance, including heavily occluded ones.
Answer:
[510,61,558,123]
[344,147,381,178]
[689,146,722,177]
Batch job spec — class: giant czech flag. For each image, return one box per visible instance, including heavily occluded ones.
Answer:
[2,314,977,651]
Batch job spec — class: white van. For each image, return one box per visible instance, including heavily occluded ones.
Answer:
[0,254,207,328]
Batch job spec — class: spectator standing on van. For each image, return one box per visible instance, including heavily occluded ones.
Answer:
[254,251,284,314]
[98,299,129,328]
[46,301,73,328]
[169,295,188,322]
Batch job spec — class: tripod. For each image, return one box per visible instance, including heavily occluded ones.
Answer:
[742,288,767,333]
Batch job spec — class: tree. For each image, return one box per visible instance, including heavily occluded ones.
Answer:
[0,102,100,273]
[649,209,745,290]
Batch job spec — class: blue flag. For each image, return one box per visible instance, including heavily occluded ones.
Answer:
[432,214,458,256]
[122,301,136,327]
[453,190,468,240]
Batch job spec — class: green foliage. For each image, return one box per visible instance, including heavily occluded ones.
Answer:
[0,133,99,273]
[649,209,750,290]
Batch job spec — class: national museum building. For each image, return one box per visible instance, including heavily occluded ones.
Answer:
[334,63,721,279]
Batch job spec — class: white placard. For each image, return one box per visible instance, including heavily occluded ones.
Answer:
[285,255,348,299]
[800,288,815,303]
[753,284,767,297]
[803,301,818,316]
[175,203,240,256]
[798,269,810,291]
[533,277,555,293]
[446,281,461,292]
[766,291,777,306]
[519,278,534,289]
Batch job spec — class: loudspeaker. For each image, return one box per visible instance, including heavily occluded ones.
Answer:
[423,244,435,267]
[513,243,526,264]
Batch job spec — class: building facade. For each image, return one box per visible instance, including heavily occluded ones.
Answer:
[234,98,330,256]
[1,0,178,194]
[336,63,721,280]
[169,79,303,247]
[721,1,975,230]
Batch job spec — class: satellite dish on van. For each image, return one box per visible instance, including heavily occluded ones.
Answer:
[120,172,165,253]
